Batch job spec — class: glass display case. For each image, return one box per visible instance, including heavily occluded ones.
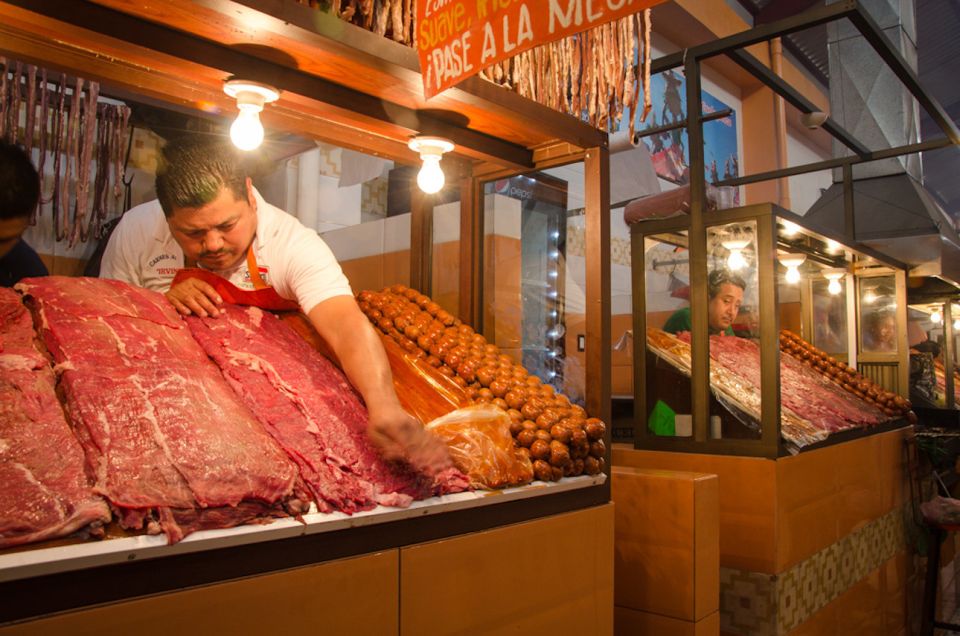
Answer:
[631,203,911,457]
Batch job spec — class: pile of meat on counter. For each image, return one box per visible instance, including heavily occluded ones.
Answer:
[646,327,913,449]
[2,278,607,550]
[1,277,469,549]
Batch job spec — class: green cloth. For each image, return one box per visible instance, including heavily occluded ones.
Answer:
[662,306,734,336]
[648,400,676,436]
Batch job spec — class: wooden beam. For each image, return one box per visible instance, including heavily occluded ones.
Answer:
[584,145,611,428]
[4,0,535,169]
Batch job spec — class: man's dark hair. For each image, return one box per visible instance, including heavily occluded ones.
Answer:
[707,268,747,298]
[0,141,40,220]
[155,137,250,217]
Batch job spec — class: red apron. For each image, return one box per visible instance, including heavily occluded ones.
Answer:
[171,245,300,312]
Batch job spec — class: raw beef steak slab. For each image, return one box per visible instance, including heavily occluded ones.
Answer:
[17,277,304,543]
[187,305,468,514]
[0,287,110,548]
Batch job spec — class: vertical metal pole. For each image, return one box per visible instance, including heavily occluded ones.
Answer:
[585,145,612,428]
[945,302,955,409]
[685,56,709,442]
[631,226,648,447]
[758,212,781,457]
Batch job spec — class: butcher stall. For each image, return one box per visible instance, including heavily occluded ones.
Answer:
[0,0,621,632]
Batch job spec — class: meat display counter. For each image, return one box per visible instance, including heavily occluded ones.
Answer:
[0,277,610,625]
[628,202,912,457]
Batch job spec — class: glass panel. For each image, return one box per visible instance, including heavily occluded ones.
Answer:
[644,230,692,438]
[858,275,898,354]
[431,200,460,317]
[908,305,944,407]
[482,171,576,400]
[707,220,760,440]
[812,278,848,355]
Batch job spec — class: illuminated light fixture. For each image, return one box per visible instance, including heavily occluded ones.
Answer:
[931,307,942,323]
[825,238,841,254]
[822,268,846,295]
[223,80,279,151]
[781,220,800,237]
[863,290,878,304]
[408,136,454,194]
[778,253,806,284]
[721,238,751,271]
[953,318,960,331]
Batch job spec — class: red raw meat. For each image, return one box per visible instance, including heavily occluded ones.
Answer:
[676,332,886,434]
[16,277,305,543]
[186,304,469,514]
[0,287,111,548]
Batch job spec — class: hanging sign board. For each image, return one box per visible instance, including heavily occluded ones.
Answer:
[416,0,666,99]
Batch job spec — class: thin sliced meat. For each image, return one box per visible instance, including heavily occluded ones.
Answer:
[16,277,303,543]
[0,288,111,548]
[186,305,469,514]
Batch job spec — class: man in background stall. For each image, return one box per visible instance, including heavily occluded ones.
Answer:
[662,268,745,336]
[0,141,48,286]
[100,137,450,475]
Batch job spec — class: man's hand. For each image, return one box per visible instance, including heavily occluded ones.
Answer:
[367,404,452,476]
[165,278,224,317]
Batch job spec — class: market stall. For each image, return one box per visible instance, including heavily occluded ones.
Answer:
[0,0,620,630]
[615,1,960,633]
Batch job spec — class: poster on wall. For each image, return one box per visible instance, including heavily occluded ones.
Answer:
[635,69,739,185]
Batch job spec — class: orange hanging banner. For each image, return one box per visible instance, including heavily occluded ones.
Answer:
[416,0,666,99]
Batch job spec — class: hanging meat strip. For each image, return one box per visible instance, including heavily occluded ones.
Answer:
[60,77,82,243]
[90,104,111,239]
[641,8,653,123]
[24,65,36,155]
[390,0,403,42]
[114,106,130,206]
[622,17,635,128]
[374,0,389,36]
[402,0,412,46]
[8,62,23,144]
[360,0,374,29]
[70,81,99,246]
[50,75,66,241]
[37,68,49,207]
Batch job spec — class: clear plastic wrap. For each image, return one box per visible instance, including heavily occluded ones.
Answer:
[426,405,535,489]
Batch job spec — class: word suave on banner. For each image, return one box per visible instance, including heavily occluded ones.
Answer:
[417,0,666,98]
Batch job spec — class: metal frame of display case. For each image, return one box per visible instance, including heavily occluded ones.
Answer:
[633,204,911,457]
[630,0,959,457]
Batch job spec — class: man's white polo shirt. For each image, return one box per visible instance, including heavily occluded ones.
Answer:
[100,190,352,314]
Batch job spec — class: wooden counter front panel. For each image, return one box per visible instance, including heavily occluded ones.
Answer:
[0,551,398,636]
[399,504,614,636]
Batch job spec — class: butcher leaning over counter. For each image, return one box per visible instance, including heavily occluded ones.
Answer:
[100,137,450,474]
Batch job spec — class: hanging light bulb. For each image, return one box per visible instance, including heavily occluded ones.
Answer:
[223,80,279,151]
[721,238,751,271]
[778,253,806,284]
[408,136,454,194]
[825,238,841,254]
[822,268,846,295]
[931,308,943,323]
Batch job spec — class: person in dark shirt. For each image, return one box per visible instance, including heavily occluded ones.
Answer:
[0,141,48,286]
[662,268,746,336]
